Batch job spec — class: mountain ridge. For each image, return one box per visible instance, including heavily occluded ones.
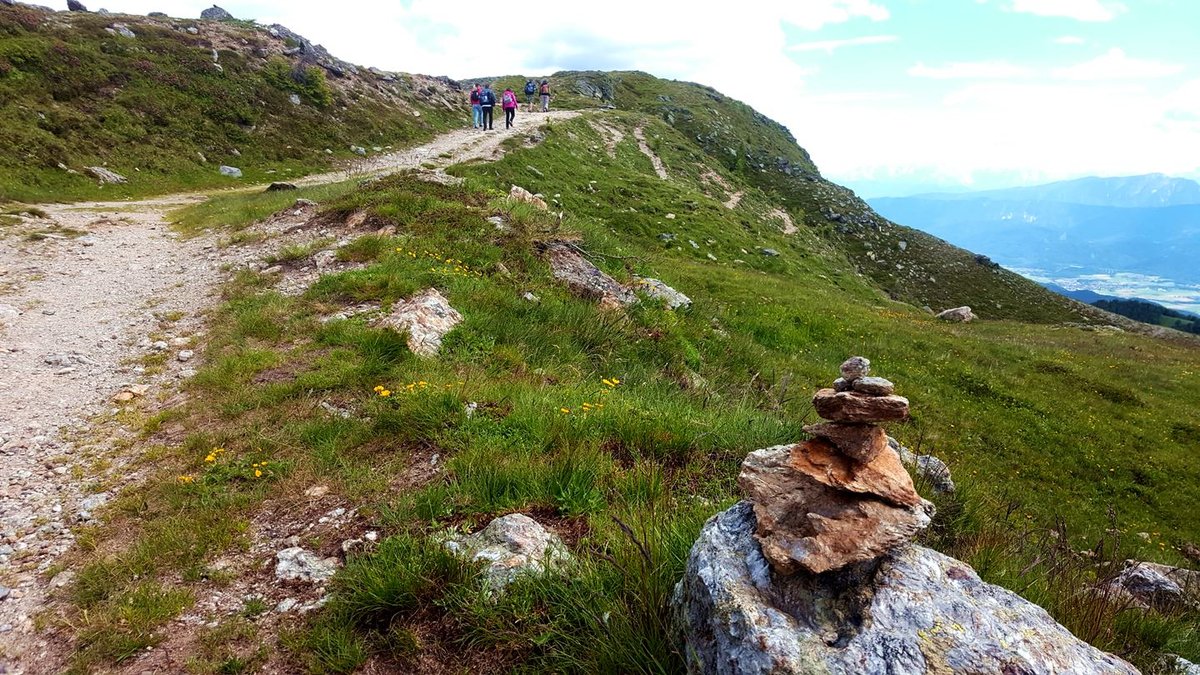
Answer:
[902,172,1200,208]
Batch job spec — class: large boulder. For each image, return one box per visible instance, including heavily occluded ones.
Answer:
[545,242,637,307]
[378,288,462,357]
[67,0,87,11]
[672,502,1139,675]
[738,443,930,575]
[444,513,570,591]
[937,306,977,322]
[200,4,232,20]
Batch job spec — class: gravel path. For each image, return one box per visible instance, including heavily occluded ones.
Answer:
[0,110,577,673]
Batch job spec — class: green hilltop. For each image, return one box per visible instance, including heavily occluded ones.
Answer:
[1,7,1196,673]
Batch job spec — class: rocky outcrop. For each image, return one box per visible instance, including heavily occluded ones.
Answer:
[85,166,126,184]
[636,277,691,310]
[937,305,977,322]
[67,0,86,11]
[544,242,637,307]
[672,502,1139,675]
[443,513,570,591]
[200,4,233,20]
[377,288,462,357]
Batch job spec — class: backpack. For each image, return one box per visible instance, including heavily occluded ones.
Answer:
[524,80,536,95]
[470,89,480,104]
[503,91,516,106]
[481,89,494,106]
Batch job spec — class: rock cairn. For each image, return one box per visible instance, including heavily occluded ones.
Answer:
[738,356,932,574]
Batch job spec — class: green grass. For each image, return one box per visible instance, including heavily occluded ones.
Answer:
[55,109,1199,672]
[0,6,461,203]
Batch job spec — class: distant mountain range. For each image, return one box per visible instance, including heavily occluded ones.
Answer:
[868,174,1200,313]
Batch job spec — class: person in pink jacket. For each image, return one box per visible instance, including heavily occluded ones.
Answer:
[501,87,519,129]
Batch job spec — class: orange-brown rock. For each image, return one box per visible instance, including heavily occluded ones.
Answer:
[813,388,909,423]
[738,441,931,574]
[803,422,888,463]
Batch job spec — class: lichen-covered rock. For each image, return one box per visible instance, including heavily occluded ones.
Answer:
[444,513,570,591]
[839,356,870,380]
[937,306,977,322]
[545,242,637,306]
[671,502,1139,675]
[378,288,462,357]
[813,388,909,423]
[636,277,692,310]
[738,443,930,574]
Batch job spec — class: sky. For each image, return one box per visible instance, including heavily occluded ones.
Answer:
[87,0,1200,197]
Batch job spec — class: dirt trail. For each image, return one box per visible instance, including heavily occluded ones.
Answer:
[0,110,577,673]
[633,124,670,180]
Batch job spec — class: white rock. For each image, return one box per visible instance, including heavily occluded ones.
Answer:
[274,547,339,583]
[443,513,570,591]
[177,350,194,362]
[377,288,462,357]
[636,277,692,310]
[936,306,977,322]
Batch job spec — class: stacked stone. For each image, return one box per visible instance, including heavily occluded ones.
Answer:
[738,356,933,575]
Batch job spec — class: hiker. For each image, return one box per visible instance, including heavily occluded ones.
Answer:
[539,79,551,112]
[469,83,482,129]
[524,79,537,111]
[479,83,496,130]
[502,87,519,128]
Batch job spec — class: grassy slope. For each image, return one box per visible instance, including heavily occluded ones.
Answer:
[54,112,1198,672]
[0,6,461,202]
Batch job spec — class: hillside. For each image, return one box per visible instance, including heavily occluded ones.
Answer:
[0,4,463,201]
[0,12,1197,675]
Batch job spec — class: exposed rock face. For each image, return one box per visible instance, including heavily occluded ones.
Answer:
[739,443,930,575]
[106,23,135,38]
[812,388,909,423]
[85,166,126,184]
[509,184,548,209]
[636,277,691,310]
[937,305,977,322]
[444,513,570,591]
[802,422,886,463]
[378,288,462,357]
[672,502,1139,675]
[545,242,637,306]
[275,547,338,582]
[1107,560,1199,611]
[200,4,232,20]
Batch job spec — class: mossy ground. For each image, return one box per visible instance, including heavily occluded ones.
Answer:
[52,112,1199,673]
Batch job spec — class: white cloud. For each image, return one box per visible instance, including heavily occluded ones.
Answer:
[1054,35,1086,45]
[1053,48,1185,80]
[789,35,897,54]
[779,1,891,30]
[907,60,1032,79]
[1008,0,1127,22]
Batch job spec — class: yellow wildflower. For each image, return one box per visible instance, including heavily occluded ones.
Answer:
[374,385,384,392]
[205,454,216,462]
[177,474,194,484]
[380,390,392,397]
[560,407,571,414]
[254,469,263,478]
